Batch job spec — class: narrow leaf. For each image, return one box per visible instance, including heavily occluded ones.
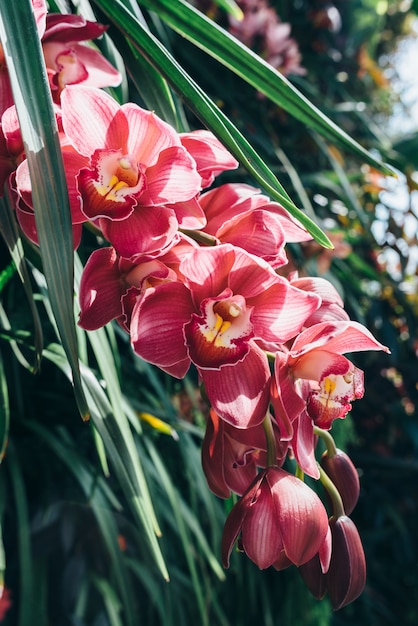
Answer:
[0,0,88,417]
[139,0,395,175]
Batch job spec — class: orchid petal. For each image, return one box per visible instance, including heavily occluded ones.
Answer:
[130,281,193,375]
[269,470,328,564]
[78,247,126,330]
[140,146,201,205]
[250,281,320,343]
[61,85,128,154]
[179,130,238,187]
[100,205,178,259]
[291,350,351,381]
[241,478,283,569]
[291,412,319,479]
[200,344,271,428]
[166,196,207,230]
[122,104,180,163]
[291,320,390,356]
[43,14,107,43]
[221,472,265,568]
[181,244,236,304]
[201,409,230,499]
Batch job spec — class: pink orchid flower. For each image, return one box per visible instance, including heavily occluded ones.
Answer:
[131,243,320,427]
[14,105,89,248]
[198,183,312,268]
[0,4,120,115]
[222,466,329,570]
[77,235,198,331]
[0,0,47,116]
[41,13,122,103]
[60,86,203,258]
[271,320,389,477]
[202,408,287,498]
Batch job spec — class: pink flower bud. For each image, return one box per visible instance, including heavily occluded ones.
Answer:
[321,449,360,515]
[326,516,366,610]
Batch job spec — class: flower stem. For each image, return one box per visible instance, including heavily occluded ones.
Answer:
[262,414,277,468]
[317,463,345,519]
[180,229,218,246]
[313,425,338,457]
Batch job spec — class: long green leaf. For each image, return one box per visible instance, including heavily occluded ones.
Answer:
[23,420,138,626]
[0,349,9,464]
[0,0,88,418]
[42,343,169,581]
[0,191,43,372]
[91,0,331,247]
[139,0,395,176]
[6,443,34,626]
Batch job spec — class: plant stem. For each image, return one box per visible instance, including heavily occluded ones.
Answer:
[314,425,338,457]
[263,415,277,468]
[317,463,345,519]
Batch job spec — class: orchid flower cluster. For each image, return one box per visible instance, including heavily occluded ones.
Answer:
[0,2,390,613]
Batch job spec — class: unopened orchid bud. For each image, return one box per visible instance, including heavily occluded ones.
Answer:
[326,516,366,610]
[321,448,360,515]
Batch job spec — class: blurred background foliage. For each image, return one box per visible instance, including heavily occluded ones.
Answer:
[1,0,418,625]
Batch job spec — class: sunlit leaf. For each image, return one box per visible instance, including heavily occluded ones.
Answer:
[0,0,88,417]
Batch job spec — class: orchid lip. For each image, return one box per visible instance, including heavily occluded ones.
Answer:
[185,295,254,369]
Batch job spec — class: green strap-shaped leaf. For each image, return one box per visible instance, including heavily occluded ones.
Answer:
[92,0,331,246]
[0,0,88,418]
[138,0,395,176]
[43,343,169,582]
[0,191,43,372]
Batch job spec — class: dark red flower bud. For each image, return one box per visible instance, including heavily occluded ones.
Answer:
[326,516,366,610]
[321,448,360,515]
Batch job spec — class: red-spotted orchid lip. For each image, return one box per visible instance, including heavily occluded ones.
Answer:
[78,148,146,221]
[185,291,254,369]
[307,367,364,429]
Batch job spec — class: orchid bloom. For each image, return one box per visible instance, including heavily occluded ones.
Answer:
[14,105,89,248]
[77,235,198,331]
[202,408,287,498]
[41,13,121,102]
[221,466,329,570]
[199,183,312,269]
[0,3,120,115]
[271,320,389,477]
[131,243,320,427]
[60,86,203,258]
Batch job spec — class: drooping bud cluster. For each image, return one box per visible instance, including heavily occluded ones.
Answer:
[0,0,390,612]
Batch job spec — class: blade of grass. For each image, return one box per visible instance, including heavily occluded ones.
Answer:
[0,1,88,418]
